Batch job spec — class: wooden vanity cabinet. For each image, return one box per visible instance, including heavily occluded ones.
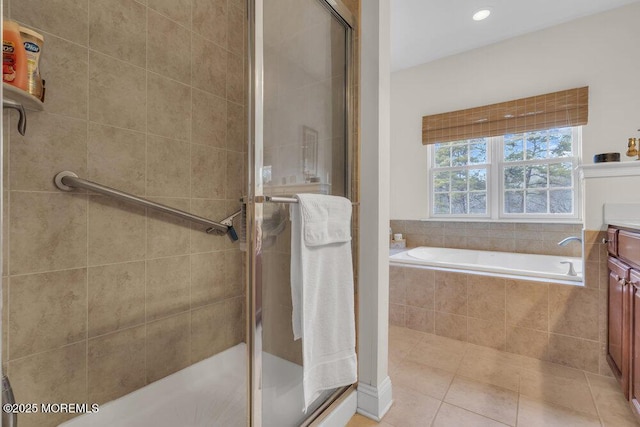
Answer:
[630,269,640,415]
[608,256,632,399]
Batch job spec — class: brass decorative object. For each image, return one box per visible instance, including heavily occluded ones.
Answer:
[626,137,638,159]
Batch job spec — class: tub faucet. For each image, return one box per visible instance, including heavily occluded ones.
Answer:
[558,236,582,246]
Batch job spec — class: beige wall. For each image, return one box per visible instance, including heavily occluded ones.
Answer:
[3,0,246,425]
[389,231,608,375]
[390,2,640,221]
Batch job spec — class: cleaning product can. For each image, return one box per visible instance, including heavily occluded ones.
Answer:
[19,26,44,100]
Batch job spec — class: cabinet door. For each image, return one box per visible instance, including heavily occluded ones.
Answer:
[630,272,640,418]
[608,227,619,256]
[609,256,631,398]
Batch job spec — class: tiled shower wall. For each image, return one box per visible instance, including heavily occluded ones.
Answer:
[390,220,583,257]
[3,0,246,425]
[389,230,611,376]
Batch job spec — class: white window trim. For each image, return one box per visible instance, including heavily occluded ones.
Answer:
[426,127,582,222]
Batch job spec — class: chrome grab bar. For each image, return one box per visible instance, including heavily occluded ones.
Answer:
[256,195,359,205]
[54,171,240,241]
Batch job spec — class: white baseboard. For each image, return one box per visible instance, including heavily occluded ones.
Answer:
[316,389,357,427]
[356,376,393,421]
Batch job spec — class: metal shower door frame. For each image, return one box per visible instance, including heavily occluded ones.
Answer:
[246,0,357,426]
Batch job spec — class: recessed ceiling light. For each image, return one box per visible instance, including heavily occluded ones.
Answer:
[473,9,491,21]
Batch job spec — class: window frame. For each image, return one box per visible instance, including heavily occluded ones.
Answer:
[426,127,582,222]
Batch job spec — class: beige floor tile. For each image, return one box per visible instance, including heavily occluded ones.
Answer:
[433,403,508,427]
[519,369,598,416]
[404,336,465,373]
[600,413,640,427]
[519,358,588,384]
[517,396,601,427]
[346,413,380,426]
[465,343,524,369]
[392,360,454,400]
[456,354,520,392]
[383,385,441,427]
[444,377,518,426]
[587,372,638,423]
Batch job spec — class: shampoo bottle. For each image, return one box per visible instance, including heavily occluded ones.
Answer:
[3,20,28,91]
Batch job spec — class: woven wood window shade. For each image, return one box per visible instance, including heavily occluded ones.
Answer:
[422,86,588,145]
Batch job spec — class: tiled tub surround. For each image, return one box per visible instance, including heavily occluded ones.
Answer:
[390,220,583,258]
[2,0,247,426]
[389,230,610,377]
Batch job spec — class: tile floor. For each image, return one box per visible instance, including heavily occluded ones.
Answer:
[346,326,638,427]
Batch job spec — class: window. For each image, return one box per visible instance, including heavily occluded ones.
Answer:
[428,127,580,220]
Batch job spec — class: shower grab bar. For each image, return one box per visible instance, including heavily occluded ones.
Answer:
[257,195,358,205]
[53,171,240,241]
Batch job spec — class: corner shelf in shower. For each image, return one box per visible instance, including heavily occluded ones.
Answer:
[3,83,44,111]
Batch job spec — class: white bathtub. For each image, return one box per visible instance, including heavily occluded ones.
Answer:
[390,247,582,285]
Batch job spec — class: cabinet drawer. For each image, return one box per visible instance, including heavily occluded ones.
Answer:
[608,227,619,256]
[619,230,640,269]
[610,256,631,281]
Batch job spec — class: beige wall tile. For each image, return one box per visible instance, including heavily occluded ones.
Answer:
[190,301,228,364]
[89,0,146,67]
[389,303,405,327]
[147,9,191,84]
[225,250,244,298]
[147,72,192,141]
[548,334,599,373]
[548,285,599,341]
[147,0,191,27]
[226,150,244,200]
[88,123,146,195]
[146,255,190,321]
[389,270,406,305]
[405,306,434,333]
[192,0,227,47]
[9,269,87,359]
[88,195,146,265]
[88,326,146,404]
[89,51,146,132]
[191,144,226,199]
[506,280,548,331]
[192,34,227,97]
[191,252,226,308]
[146,313,191,383]
[435,311,467,341]
[405,268,435,309]
[227,52,244,104]
[435,271,467,315]
[9,342,87,427]
[88,262,145,338]
[2,278,7,365]
[192,89,227,148]
[468,317,506,351]
[146,197,191,258]
[226,296,245,345]
[190,199,229,253]
[38,34,89,119]
[227,2,244,55]
[12,0,89,46]
[227,101,245,152]
[506,326,548,360]
[10,192,87,275]
[146,135,190,197]
[10,112,87,191]
[468,275,505,321]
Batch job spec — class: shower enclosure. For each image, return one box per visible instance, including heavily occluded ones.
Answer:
[0,0,357,425]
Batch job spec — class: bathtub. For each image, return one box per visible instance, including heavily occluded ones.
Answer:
[390,247,582,285]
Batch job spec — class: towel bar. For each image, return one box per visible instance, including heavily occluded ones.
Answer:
[256,195,358,205]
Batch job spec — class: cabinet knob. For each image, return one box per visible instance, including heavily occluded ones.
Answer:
[602,238,610,244]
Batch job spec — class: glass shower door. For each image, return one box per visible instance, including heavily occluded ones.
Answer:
[249,0,354,425]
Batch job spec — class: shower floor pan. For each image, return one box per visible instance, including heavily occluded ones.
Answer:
[60,344,247,427]
[59,343,315,427]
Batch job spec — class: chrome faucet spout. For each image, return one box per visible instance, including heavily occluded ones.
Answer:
[558,236,582,246]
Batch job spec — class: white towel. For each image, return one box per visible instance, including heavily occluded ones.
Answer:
[290,193,357,412]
